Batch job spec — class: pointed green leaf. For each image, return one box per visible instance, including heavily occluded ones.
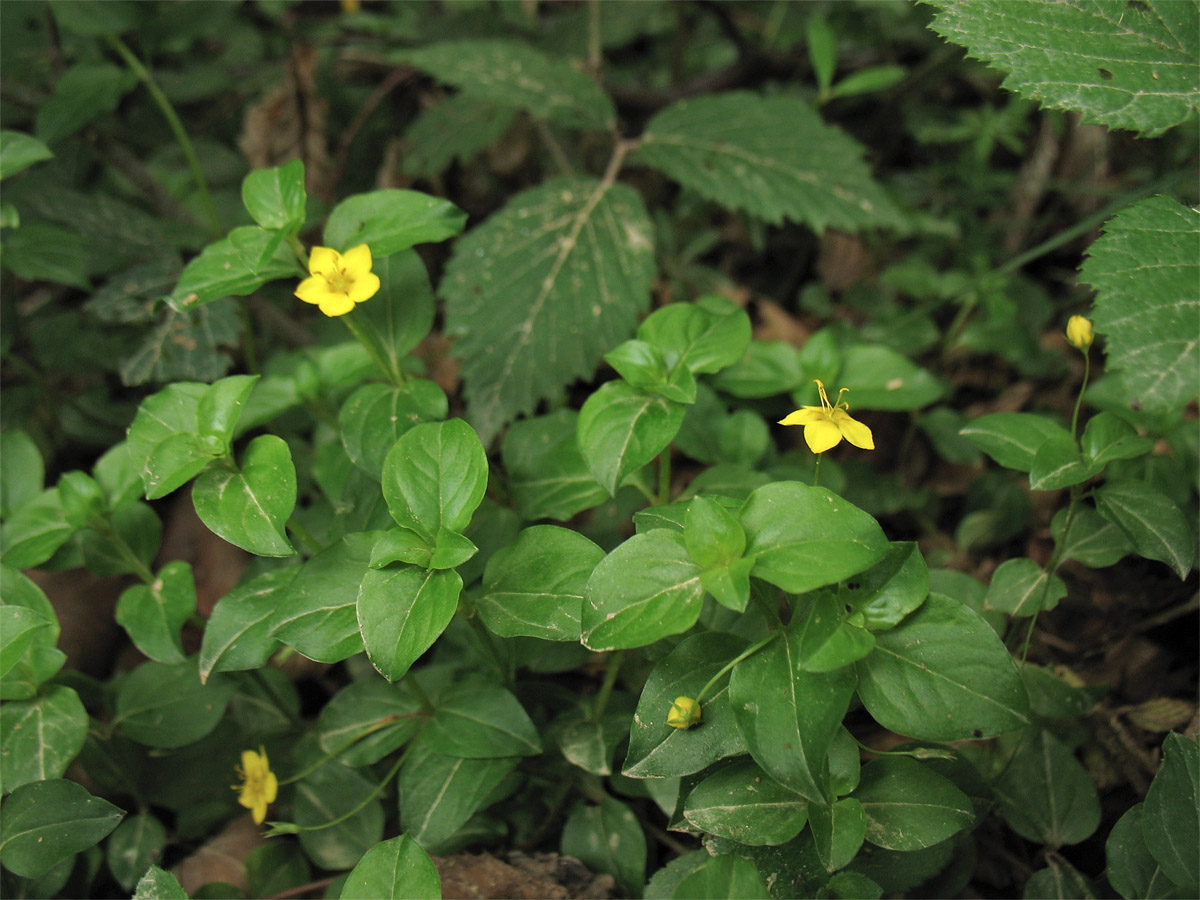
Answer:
[353,249,440,380]
[294,762,384,870]
[984,557,1067,617]
[672,853,771,900]
[317,680,423,767]
[115,561,197,664]
[0,489,73,570]
[339,380,448,482]
[926,1,1199,137]
[994,728,1101,847]
[502,410,608,521]
[395,40,615,130]
[841,541,930,631]
[959,412,1069,472]
[133,866,188,900]
[854,757,974,851]
[398,741,520,849]
[1030,431,1102,491]
[0,779,123,878]
[729,628,856,803]
[792,593,876,672]
[340,834,441,900]
[1053,504,1135,569]
[1095,480,1195,578]
[1142,733,1199,894]
[578,381,685,496]
[199,567,297,682]
[581,530,704,651]
[241,159,306,232]
[167,226,299,309]
[1081,195,1200,413]
[0,131,53,181]
[0,686,88,793]
[562,797,646,898]
[114,659,234,749]
[358,566,461,682]
[740,481,889,594]
[323,190,466,257]
[709,340,803,399]
[381,419,488,542]
[1081,412,1156,466]
[633,92,903,232]
[684,758,808,846]
[476,525,603,641]
[809,798,867,872]
[1106,803,1185,900]
[106,813,168,892]
[856,593,1029,741]
[637,297,753,376]
[624,632,750,779]
[193,435,296,557]
[422,682,542,758]
[442,177,656,443]
[835,344,945,411]
[0,606,54,678]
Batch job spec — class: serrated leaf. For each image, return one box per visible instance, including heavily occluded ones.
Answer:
[632,92,904,232]
[442,176,656,443]
[926,1,1199,138]
[1080,195,1200,414]
[395,40,614,130]
[403,93,518,179]
[120,299,240,387]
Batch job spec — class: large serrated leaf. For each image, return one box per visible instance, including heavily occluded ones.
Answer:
[926,0,1199,138]
[394,40,614,130]
[632,92,904,232]
[1080,195,1200,414]
[442,177,655,442]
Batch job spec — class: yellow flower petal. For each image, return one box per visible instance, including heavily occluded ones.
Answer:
[318,294,356,317]
[347,271,381,304]
[778,406,824,426]
[804,419,844,454]
[295,275,337,306]
[832,410,874,450]
[341,243,373,275]
[308,246,340,277]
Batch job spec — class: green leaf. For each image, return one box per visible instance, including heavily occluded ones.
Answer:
[0,131,53,181]
[442,176,656,443]
[834,345,945,410]
[114,659,234,749]
[581,530,705,651]
[1053,505,1134,568]
[0,779,123,878]
[672,853,771,900]
[994,728,1101,847]
[317,679,423,767]
[476,525,604,641]
[381,420,488,542]
[323,190,466,257]
[241,159,306,232]
[1026,854,1097,900]
[133,866,189,900]
[638,297,753,376]
[270,533,376,663]
[791,593,876,673]
[1029,432,1102,491]
[353,250,440,381]
[1142,734,1199,894]
[1106,803,1186,900]
[0,223,90,289]
[402,93,517,179]
[502,410,608,521]
[340,834,441,900]
[632,92,903,232]
[699,558,755,613]
[1081,412,1156,467]
[0,606,53,678]
[395,40,615,130]
[683,758,808,846]
[106,813,168,892]
[856,593,1029,741]
[358,566,462,682]
[828,64,908,101]
[294,762,384,870]
[809,798,867,872]
[551,698,635,776]
[983,557,1067,617]
[169,225,299,308]
[422,682,542,758]
[729,629,857,802]
[623,632,750,779]
[35,63,136,145]
[561,797,646,898]
[339,380,448,482]
[841,541,930,631]
[0,686,88,793]
[709,340,803,399]
[684,494,746,569]
[192,435,296,557]
[806,17,837,95]
[0,431,44,518]
[1095,480,1195,578]
[114,561,197,664]
[1081,195,1200,413]
[398,741,520,849]
[120,300,241,387]
[578,382,686,495]
[0,489,73,570]
[926,1,1199,137]
[199,567,296,682]
[48,0,139,36]
[853,757,974,851]
[959,412,1069,472]
[739,481,889,594]
[126,383,212,499]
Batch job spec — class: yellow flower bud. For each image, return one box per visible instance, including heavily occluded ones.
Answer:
[1066,315,1094,351]
[667,696,701,730]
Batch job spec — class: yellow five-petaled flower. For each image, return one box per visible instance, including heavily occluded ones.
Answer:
[233,746,278,824]
[779,380,874,454]
[295,244,380,317]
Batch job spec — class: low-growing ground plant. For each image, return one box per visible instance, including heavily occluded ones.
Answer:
[1,2,1196,898]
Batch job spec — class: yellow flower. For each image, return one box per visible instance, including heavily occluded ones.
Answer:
[295,244,380,317]
[1066,315,1094,351]
[233,747,278,824]
[779,380,875,454]
[667,696,701,730]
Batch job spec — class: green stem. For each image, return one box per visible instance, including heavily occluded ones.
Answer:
[695,631,779,704]
[286,517,324,556]
[250,668,303,729]
[92,520,156,584]
[812,454,822,487]
[104,35,222,239]
[277,716,418,787]
[657,450,672,506]
[275,749,407,833]
[466,614,510,684]
[589,650,625,723]
[239,302,260,375]
[341,309,402,387]
[1070,352,1091,440]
